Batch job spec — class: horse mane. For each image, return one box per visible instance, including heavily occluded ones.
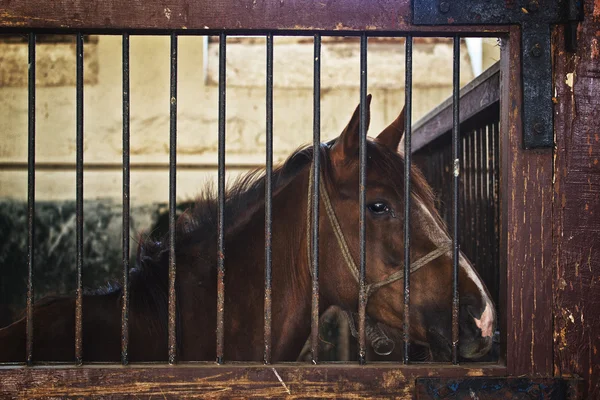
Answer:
[134,138,442,277]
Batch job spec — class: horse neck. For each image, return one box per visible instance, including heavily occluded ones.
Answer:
[223,166,316,361]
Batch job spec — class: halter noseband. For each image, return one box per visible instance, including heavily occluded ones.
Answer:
[306,159,452,299]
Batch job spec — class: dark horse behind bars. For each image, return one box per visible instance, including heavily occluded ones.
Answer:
[0,96,495,362]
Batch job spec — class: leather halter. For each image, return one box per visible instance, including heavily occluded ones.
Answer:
[306,159,452,299]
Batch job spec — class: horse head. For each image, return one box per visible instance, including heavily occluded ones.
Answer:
[317,95,496,361]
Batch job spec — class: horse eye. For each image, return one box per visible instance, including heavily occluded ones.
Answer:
[367,202,390,215]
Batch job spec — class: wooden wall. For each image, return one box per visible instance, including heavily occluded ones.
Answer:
[553,0,600,397]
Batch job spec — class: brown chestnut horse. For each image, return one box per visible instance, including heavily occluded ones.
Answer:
[0,96,495,362]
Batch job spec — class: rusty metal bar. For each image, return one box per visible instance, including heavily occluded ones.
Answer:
[216,33,227,365]
[26,32,36,366]
[121,32,131,366]
[358,33,367,365]
[403,34,413,364]
[480,126,488,285]
[75,32,84,366]
[469,131,476,266]
[310,33,321,365]
[451,36,460,365]
[263,33,273,365]
[168,32,178,365]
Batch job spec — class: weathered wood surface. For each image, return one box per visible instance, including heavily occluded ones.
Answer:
[552,1,600,398]
[415,377,583,399]
[500,27,554,376]
[411,62,500,152]
[0,0,507,33]
[0,364,505,399]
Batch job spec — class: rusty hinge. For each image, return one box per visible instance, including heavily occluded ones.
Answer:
[413,0,583,149]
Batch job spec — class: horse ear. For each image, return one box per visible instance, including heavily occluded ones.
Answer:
[376,105,406,153]
[330,94,372,165]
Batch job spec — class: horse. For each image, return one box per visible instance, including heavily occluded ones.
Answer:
[0,95,495,362]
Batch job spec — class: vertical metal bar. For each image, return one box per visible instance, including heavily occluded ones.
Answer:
[26,32,36,366]
[358,33,368,365]
[486,124,494,299]
[451,36,460,365]
[403,35,413,364]
[216,33,227,365]
[168,32,178,365]
[480,126,488,288]
[121,33,131,366]
[460,135,467,248]
[75,32,84,366]
[263,33,273,365]
[492,121,500,308]
[310,33,321,365]
[469,131,476,266]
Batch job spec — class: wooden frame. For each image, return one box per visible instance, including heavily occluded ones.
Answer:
[0,0,563,397]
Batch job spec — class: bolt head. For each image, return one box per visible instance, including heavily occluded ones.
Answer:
[439,1,450,13]
[531,43,543,57]
[527,0,540,12]
[533,122,544,134]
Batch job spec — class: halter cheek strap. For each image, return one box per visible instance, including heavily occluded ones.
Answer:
[306,161,452,299]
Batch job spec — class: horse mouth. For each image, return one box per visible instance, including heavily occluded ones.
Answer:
[427,327,497,361]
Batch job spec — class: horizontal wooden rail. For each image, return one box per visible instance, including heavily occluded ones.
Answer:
[0,364,506,398]
[0,1,509,33]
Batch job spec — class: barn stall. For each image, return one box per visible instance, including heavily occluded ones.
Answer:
[0,0,598,398]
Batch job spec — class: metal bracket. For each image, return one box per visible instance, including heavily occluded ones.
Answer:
[413,0,583,149]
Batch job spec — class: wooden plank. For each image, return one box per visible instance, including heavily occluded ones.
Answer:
[0,364,506,398]
[415,377,583,399]
[0,0,509,32]
[412,62,500,152]
[552,1,600,397]
[500,27,553,376]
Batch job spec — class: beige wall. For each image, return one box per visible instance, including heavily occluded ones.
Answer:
[0,36,498,204]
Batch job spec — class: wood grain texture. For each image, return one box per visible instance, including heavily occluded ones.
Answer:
[500,27,554,376]
[0,364,506,398]
[552,1,600,397]
[0,0,508,33]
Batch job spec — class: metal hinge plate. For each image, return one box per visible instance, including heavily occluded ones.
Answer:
[413,0,583,149]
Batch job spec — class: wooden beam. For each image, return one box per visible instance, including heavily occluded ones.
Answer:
[552,0,600,397]
[0,0,509,33]
[0,364,506,398]
[500,26,554,376]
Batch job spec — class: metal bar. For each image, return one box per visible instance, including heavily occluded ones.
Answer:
[121,32,131,366]
[310,33,321,365]
[480,126,488,288]
[460,136,467,248]
[403,35,413,364]
[168,32,178,365]
[486,124,494,302]
[470,131,477,267]
[358,33,367,365]
[493,121,500,309]
[263,33,273,365]
[451,36,460,365]
[26,32,36,366]
[216,33,227,365]
[75,32,84,366]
